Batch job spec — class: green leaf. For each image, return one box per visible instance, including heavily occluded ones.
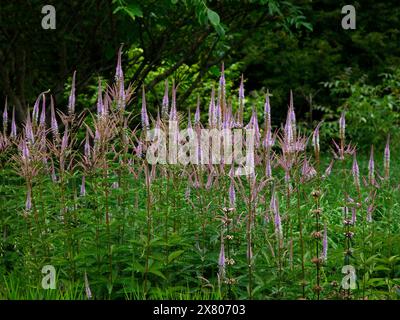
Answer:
[215,24,225,37]
[168,250,185,263]
[149,269,167,280]
[207,9,220,26]
[123,3,143,21]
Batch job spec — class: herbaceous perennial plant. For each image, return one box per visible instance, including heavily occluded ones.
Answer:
[0,47,399,300]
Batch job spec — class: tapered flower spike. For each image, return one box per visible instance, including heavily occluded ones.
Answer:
[84,271,92,299]
[84,128,91,159]
[208,86,216,127]
[96,79,104,116]
[322,160,334,179]
[215,101,221,128]
[40,94,46,126]
[11,106,17,138]
[25,112,34,144]
[284,109,293,148]
[368,145,375,185]
[50,96,59,139]
[264,92,271,129]
[219,63,226,119]
[219,62,225,87]
[339,111,346,142]
[162,79,169,119]
[68,71,76,115]
[289,90,296,131]
[352,152,360,188]
[194,95,200,125]
[2,97,7,133]
[169,80,177,122]
[115,45,124,82]
[265,154,272,178]
[141,86,149,130]
[384,135,390,180]
[270,191,282,236]
[20,138,30,161]
[312,122,322,157]
[237,74,244,127]
[61,125,69,152]
[32,96,40,125]
[239,74,244,100]
[321,223,328,262]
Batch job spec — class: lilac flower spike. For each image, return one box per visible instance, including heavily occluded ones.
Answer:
[169,80,177,122]
[239,74,244,100]
[162,79,169,119]
[11,106,17,138]
[97,79,104,116]
[264,92,271,127]
[194,95,200,125]
[312,122,322,156]
[84,128,91,159]
[352,152,360,188]
[32,95,40,124]
[20,139,30,161]
[339,111,346,141]
[40,94,46,126]
[208,87,216,127]
[115,45,124,82]
[2,97,7,132]
[84,271,92,299]
[215,101,221,128]
[25,113,34,144]
[219,62,226,87]
[68,71,76,115]
[289,90,296,128]
[270,191,282,236]
[322,160,334,179]
[50,96,59,138]
[384,135,390,180]
[265,155,272,178]
[368,145,375,185]
[141,86,150,130]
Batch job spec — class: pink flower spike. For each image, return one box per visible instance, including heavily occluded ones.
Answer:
[68,71,76,115]
[11,106,17,138]
[2,97,8,132]
[368,145,375,185]
[162,79,169,119]
[40,94,46,126]
[384,135,390,180]
[141,86,149,130]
